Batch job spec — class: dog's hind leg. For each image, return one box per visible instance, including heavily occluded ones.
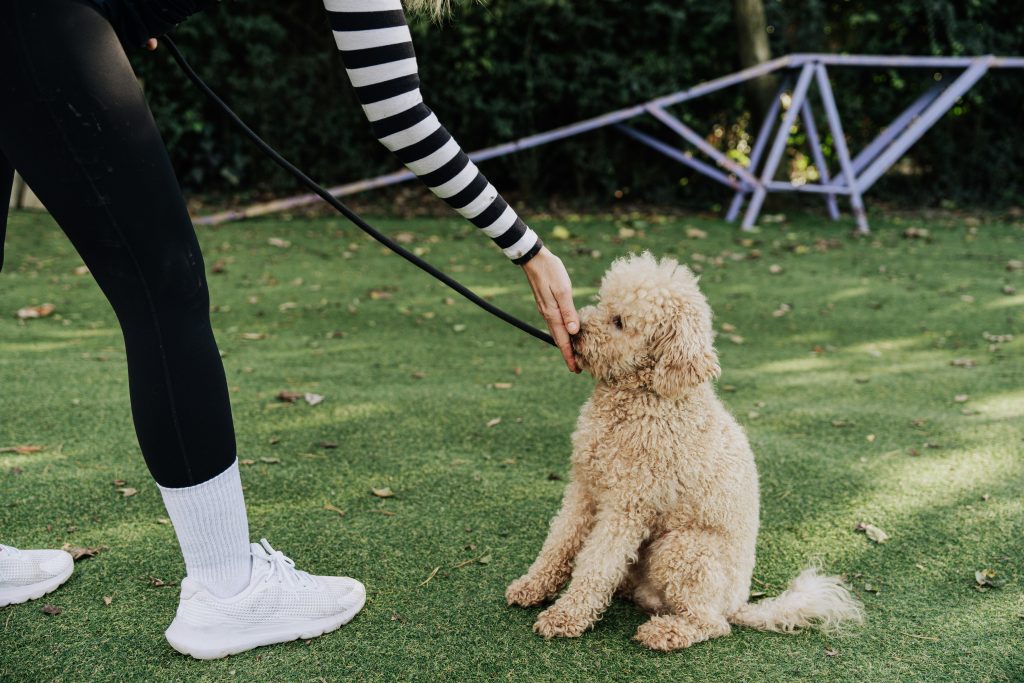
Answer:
[633,529,732,651]
[506,481,596,607]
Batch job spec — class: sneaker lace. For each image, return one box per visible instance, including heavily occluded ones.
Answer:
[255,539,315,589]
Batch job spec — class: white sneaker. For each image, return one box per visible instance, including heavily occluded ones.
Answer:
[0,545,74,607]
[165,539,366,659]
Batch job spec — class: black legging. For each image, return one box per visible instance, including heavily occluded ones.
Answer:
[1,0,235,487]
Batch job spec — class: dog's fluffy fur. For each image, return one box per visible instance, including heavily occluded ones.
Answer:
[506,252,863,650]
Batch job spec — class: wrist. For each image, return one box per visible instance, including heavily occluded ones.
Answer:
[513,239,545,267]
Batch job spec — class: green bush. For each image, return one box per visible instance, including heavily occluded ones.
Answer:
[133,0,1024,207]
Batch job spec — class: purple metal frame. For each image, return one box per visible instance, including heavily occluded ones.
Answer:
[197,54,1024,230]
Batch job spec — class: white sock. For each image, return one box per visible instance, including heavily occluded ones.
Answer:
[158,460,252,598]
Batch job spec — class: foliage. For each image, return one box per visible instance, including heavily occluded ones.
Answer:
[132,0,1024,207]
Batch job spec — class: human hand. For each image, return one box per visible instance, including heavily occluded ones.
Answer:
[521,247,580,373]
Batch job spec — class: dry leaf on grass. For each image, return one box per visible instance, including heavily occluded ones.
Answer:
[267,237,291,249]
[103,596,112,607]
[855,522,889,544]
[240,332,267,341]
[486,418,502,428]
[950,358,976,368]
[61,544,105,561]
[304,393,325,406]
[954,394,969,403]
[16,303,55,320]
[975,568,1005,590]
[117,487,138,498]
[148,577,177,587]
[685,227,707,239]
[239,459,256,466]
[768,264,783,274]
[323,502,346,517]
[259,457,281,464]
[372,487,394,498]
[41,604,61,616]
[276,390,304,403]
[0,445,44,454]
[492,383,513,390]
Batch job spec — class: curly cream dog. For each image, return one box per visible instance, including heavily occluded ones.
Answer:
[506,252,863,651]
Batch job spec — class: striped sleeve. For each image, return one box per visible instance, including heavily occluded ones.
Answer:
[323,0,543,264]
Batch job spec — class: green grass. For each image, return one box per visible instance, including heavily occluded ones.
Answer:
[1,208,1022,682]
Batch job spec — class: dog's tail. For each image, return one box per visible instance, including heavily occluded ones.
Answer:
[728,567,864,634]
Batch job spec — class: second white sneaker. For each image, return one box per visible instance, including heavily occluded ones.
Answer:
[165,539,366,660]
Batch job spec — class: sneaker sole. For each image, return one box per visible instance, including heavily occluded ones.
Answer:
[165,584,367,660]
[0,561,74,608]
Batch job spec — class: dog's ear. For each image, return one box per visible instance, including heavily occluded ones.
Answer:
[651,309,720,398]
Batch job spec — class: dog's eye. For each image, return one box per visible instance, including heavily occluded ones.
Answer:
[612,315,623,330]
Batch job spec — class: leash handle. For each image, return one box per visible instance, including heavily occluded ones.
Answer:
[162,36,556,348]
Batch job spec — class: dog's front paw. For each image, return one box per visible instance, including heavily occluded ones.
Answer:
[634,616,695,651]
[533,605,591,638]
[506,575,552,607]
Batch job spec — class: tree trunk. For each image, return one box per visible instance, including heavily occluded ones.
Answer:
[733,0,776,124]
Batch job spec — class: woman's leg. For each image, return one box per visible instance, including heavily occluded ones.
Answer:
[0,0,250,598]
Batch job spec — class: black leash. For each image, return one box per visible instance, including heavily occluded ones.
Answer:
[163,36,556,348]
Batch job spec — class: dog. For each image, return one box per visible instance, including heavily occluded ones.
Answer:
[506,252,863,651]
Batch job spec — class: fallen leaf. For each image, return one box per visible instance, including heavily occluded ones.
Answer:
[685,228,707,239]
[411,371,427,380]
[768,264,783,274]
[16,303,55,320]
[73,265,90,276]
[617,227,636,239]
[728,335,745,345]
[452,324,467,333]
[0,445,44,454]
[239,459,256,465]
[492,382,512,390]
[863,583,879,593]
[41,604,61,616]
[319,441,338,449]
[304,393,325,406]
[323,502,346,517]
[866,434,876,443]
[486,417,502,428]
[975,568,1005,589]
[954,394,969,403]
[855,522,889,543]
[61,544,105,562]
[372,487,394,498]
[902,227,930,239]
[259,457,281,464]
[720,323,737,333]
[117,487,138,498]
[419,566,441,586]
[148,577,176,587]
[982,332,1013,344]
[477,554,492,565]
[831,420,852,428]
[950,358,976,368]
[368,289,393,300]
[824,647,838,657]
[1001,285,1016,295]
[267,237,291,248]
[392,231,416,244]
[103,596,112,607]
[1006,259,1023,272]
[959,294,975,303]
[240,332,267,341]
[276,390,304,403]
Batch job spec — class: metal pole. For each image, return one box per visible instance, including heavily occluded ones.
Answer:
[742,63,815,230]
[799,99,840,220]
[813,63,869,232]
[616,125,743,190]
[726,75,791,222]
[854,57,993,194]
[645,105,761,188]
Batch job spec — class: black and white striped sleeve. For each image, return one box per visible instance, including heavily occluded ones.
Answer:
[323,0,543,265]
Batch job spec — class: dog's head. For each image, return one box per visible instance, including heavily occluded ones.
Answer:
[572,252,720,397]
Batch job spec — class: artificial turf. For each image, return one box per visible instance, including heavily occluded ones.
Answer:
[1,208,1021,682]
